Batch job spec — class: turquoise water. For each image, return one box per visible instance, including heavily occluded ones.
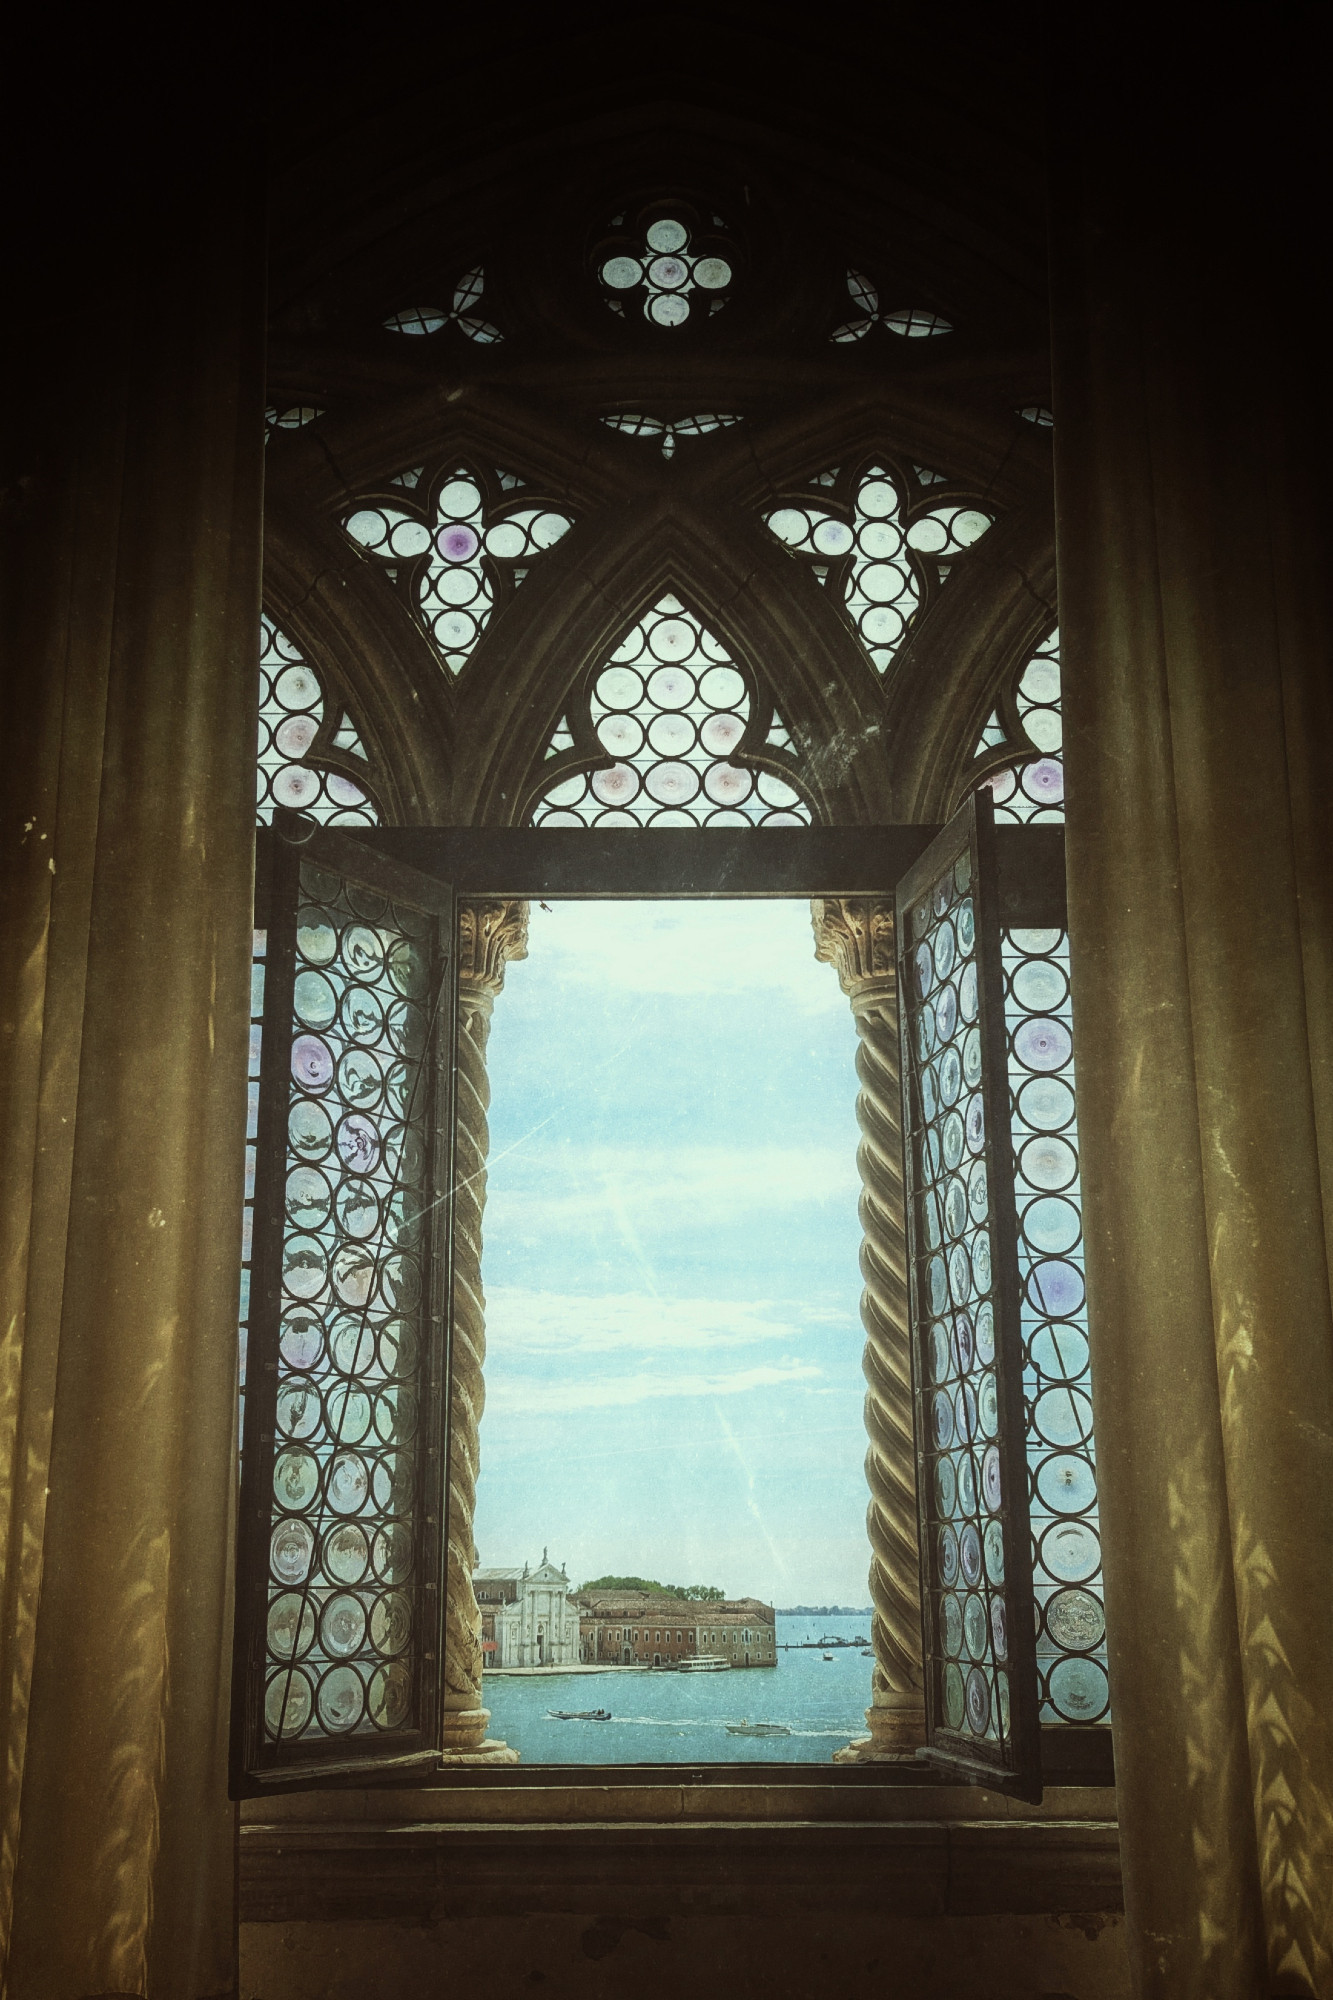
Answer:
[481,1614,874,1765]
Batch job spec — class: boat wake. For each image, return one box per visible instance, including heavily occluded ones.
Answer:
[611,1715,852,1737]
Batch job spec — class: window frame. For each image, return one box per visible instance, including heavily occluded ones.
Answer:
[240,816,1111,1796]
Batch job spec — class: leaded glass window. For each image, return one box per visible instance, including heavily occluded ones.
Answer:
[258,619,380,826]
[830,268,952,342]
[234,824,454,1787]
[530,594,811,826]
[383,269,502,344]
[249,170,1110,1788]
[765,466,993,679]
[896,795,1041,1796]
[601,412,742,459]
[975,631,1064,824]
[341,469,573,677]
[1004,927,1107,1724]
[266,404,324,435]
[597,210,734,326]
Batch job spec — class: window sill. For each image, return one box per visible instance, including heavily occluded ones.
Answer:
[239,1785,1120,1922]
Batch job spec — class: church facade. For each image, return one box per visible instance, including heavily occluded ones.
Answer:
[473,1554,581,1668]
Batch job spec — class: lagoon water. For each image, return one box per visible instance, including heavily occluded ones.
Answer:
[482,1613,874,1765]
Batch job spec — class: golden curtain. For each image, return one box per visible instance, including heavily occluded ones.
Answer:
[0,144,265,1996]
[1051,93,1333,2000]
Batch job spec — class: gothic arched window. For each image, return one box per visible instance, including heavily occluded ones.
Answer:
[240,158,1103,1802]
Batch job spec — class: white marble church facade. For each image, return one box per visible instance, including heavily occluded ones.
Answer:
[474,1552,580,1668]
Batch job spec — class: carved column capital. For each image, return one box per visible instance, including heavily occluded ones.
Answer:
[457,899,529,1002]
[811,897,896,1006]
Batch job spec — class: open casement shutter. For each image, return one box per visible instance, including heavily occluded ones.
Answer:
[232,811,455,1793]
[896,792,1042,1800]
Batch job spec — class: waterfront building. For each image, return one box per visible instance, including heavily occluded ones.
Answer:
[473,1552,580,1668]
[574,1590,776,1668]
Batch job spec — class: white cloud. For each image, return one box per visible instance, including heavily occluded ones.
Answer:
[484,1357,823,1417]
[506,899,847,1013]
[483,1285,847,1358]
[484,1142,859,1235]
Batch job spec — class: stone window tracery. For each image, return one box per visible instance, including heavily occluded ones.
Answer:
[383,268,503,345]
[600,411,743,459]
[831,269,953,344]
[597,208,735,326]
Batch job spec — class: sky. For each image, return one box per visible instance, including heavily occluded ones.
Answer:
[470,898,873,1607]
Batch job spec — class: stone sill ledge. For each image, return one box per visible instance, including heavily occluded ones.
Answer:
[241,1782,1117,1827]
[241,1816,1122,1922]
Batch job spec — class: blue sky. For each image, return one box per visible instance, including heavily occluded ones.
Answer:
[471,899,873,1606]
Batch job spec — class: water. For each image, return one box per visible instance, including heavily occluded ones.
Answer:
[481,1613,874,1764]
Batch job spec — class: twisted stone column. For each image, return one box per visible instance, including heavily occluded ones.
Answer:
[812,898,927,1761]
[440,899,528,1761]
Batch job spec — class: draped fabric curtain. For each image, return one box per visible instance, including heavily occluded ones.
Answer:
[0,120,265,1998]
[1050,77,1333,2000]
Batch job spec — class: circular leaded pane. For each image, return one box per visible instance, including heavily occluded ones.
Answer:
[317,1664,366,1733]
[965,1666,991,1735]
[265,1669,312,1738]
[1048,1655,1109,1721]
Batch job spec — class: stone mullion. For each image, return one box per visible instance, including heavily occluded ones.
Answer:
[440,900,528,1763]
[812,899,926,1762]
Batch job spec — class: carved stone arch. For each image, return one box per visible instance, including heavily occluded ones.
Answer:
[451,493,894,826]
[273,388,640,523]
[709,394,1052,521]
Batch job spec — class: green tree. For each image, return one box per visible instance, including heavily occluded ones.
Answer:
[578,1575,725,1600]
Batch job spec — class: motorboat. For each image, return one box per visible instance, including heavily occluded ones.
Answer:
[725,1720,791,1738]
[547,1708,612,1721]
[822,1653,834,1661]
[679,1654,730,1672]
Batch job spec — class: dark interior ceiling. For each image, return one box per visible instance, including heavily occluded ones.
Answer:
[263,3,1052,332]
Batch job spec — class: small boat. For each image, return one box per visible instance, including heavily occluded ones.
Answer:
[548,1707,612,1722]
[860,1649,874,1658]
[679,1654,730,1673]
[822,1653,834,1661]
[725,1720,791,1738]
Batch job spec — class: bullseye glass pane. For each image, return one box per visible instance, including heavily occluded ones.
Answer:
[897,799,1039,1795]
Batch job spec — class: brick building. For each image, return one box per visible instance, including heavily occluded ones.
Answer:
[574,1590,776,1668]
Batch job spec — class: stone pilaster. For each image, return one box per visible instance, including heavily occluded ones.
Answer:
[812,898,927,1763]
[440,899,529,1763]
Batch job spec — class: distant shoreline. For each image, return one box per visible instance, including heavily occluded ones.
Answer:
[775,1606,873,1617]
